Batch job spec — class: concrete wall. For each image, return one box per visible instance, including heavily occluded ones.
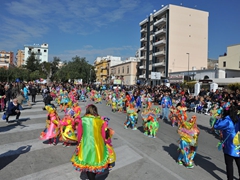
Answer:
[168,5,208,72]
[218,44,240,70]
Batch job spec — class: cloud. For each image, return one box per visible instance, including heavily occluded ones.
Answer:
[0,0,143,51]
[49,45,138,64]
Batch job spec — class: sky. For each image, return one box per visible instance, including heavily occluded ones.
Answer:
[0,0,240,64]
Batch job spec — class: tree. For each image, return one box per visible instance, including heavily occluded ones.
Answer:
[24,52,40,72]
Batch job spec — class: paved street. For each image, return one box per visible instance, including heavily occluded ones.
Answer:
[0,95,239,180]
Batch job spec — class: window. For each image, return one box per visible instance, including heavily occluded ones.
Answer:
[127,66,129,74]
[223,61,226,67]
[118,68,120,74]
[239,61,240,68]
[122,67,124,73]
[44,50,47,52]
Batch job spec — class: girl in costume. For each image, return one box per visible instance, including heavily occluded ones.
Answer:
[71,104,111,180]
[101,116,116,168]
[124,98,138,130]
[40,105,60,145]
[146,110,159,138]
[111,93,118,112]
[59,108,78,147]
[117,95,124,112]
[169,106,178,127]
[177,115,199,168]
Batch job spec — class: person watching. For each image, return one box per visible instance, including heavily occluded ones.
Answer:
[5,98,21,123]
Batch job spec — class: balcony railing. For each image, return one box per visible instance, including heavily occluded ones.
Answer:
[153,50,165,57]
[154,17,166,26]
[140,37,147,42]
[154,28,166,36]
[139,65,145,69]
[139,74,146,78]
[152,61,165,67]
[140,46,146,51]
[153,39,166,46]
[140,28,147,33]
[140,55,146,60]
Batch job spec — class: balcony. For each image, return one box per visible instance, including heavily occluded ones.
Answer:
[153,39,166,46]
[154,17,166,26]
[140,28,147,33]
[154,28,166,36]
[152,61,165,67]
[140,55,146,60]
[139,74,146,78]
[139,65,145,69]
[140,46,146,51]
[153,51,165,57]
[140,37,147,42]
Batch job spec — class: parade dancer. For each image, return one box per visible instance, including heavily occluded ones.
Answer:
[71,104,112,180]
[59,108,78,147]
[177,115,199,168]
[101,116,116,168]
[40,105,60,145]
[124,98,138,130]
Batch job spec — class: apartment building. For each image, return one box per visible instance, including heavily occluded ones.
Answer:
[94,59,109,84]
[218,44,240,70]
[0,51,14,69]
[110,57,138,85]
[16,50,25,67]
[94,56,122,84]
[139,4,208,85]
[24,43,49,64]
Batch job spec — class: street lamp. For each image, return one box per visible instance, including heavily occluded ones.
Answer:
[186,53,190,82]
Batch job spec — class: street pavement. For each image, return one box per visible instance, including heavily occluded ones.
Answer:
[0,95,239,180]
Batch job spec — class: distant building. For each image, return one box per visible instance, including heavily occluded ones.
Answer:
[207,58,218,70]
[0,51,14,69]
[110,57,138,85]
[94,56,122,84]
[24,43,49,64]
[139,4,209,85]
[218,44,240,70]
[16,50,25,67]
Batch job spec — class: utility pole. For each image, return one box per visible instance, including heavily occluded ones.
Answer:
[186,53,190,82]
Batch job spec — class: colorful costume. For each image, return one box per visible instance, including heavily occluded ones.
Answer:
[40,105,60,144]
[59,108,78,146]
[177,115,199,168]
[101,116,116,168]
[71,115,110,173]
[124,102,138,130]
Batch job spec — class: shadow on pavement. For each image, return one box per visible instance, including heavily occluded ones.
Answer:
[163,143,232,180]
[79,170,109,180]
[0,145,32,170]
[0,119,29,133]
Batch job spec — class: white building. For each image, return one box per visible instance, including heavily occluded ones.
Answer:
[24,43,49,64]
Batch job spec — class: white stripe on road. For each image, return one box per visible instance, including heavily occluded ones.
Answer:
[15,145,142,180]
[0,123,46,134]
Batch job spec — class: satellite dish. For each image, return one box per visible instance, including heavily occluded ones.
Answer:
[153,10,156,13]
[161,5,164,7]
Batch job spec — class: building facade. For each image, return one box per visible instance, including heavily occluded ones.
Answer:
[110,58,138,85]
[16,50,25,67]
[0,51,14,69]
[24,43,49,64]
[218,44,240,70]
[94,56,122,84]
[139,4,208,84]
